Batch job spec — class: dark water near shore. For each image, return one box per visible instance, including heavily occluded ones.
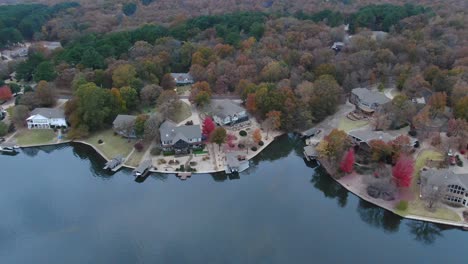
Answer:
[0,135,466,263]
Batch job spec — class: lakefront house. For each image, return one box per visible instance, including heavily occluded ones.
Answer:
[209,100,249,126]
[170,73,194,85]
[27,108,67,129]
[350,88,390,114]
[159,120,202,154]
[421,168,468,208]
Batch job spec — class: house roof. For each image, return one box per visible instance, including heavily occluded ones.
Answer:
[303,145,318,157]
[170,73,193,83]
[421,168,468,190]
[348,129,395,143]
[113,115,136,127]
[29,108,65,119]
[160,120,201,143]
[209,100,245,119]
[352,88,390,106]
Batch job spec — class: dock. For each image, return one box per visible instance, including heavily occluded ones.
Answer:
[133,159,152,177]
[0,142,19,154]
[225,151,250,174]
[103,155,125,171]
[177,172,192,180]
[303,145,318,161]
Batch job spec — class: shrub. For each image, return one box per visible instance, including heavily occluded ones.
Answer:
[180,165,185,171]
[163,150,175,156]
[134,142,144,152]
[8,123,15,133]
[185,120,194,125]
[408,130,417,137]
[460,149,466,155]
[239,130,247,137]
[158,159,166,164]
[251,146,258,151]
[238,143,245,149]
[150,147,161,156]
[395,200,408,211]
[456,155,463,167]
[97,139,103,144]
[190,161,197,166]
[258,140,264,146]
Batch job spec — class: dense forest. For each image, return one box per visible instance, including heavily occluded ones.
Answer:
[0,2,79,47]
[1,0,467,137]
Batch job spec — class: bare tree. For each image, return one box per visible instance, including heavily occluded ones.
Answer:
[144,114,163,143]
[422,183,444,211]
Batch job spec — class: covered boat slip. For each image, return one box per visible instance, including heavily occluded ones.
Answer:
[103,155,125,171]
[133,160,153,177]
[225,152,250,174]
[0,142,20,153]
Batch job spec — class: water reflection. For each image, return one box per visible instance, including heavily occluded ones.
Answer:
[70,143,114,178]
[357,200,402,233]
[406,221,446,245]
[310,166,348,207]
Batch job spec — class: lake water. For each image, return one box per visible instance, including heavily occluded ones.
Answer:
[0,135,466,263]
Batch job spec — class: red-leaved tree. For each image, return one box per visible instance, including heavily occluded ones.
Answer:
[202,117,216,139]
[392,155,414,187]
[0,85,12,101]
[339,148,355,174]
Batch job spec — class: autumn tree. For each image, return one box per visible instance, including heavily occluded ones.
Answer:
[252,128,262,144]
[202,117,216,139]
[134,114,149,138]
[259,61,289,82]
[112,64,136,88]
[369,140,393,163]
[144,114,163,142]
[263,110,281,139]
[120,86,138,112]
[161,73,176,90]
[392,155,414,188]
[210,127,227,150]
[0,85,12,101]
[189,81,212,107]
[428,92,447,118]
[140,84,163,107]
[12,105,29,127]
[245,93,257,113]
[454,96,468,121]
[340,148,355,174]
[156,90,180,120]
[316,129,350,161]
[35,81,57,107]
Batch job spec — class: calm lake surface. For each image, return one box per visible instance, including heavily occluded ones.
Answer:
[0,135,466,263]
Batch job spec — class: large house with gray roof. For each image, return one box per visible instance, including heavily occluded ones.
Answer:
[160,120,202,153]
[171,73,194,85]
[27,108,67,129]
[209,100,248,126]
[421,168,468,208]
[113,115,137,138]
[350,88,390,114]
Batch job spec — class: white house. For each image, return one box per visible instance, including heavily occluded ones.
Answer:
[171,73,194,85]
[27,108,67,129]
[209,100,249,126]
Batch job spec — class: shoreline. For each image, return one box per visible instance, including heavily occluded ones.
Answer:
[15,133,283,174]
[318,157,468,230]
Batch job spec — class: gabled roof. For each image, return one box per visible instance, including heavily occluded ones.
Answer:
[170,73,193,83]
[348,129,395,143]
[29,108,65,119]
[113,115,136,127]
[352,88,390,106]
[160,120,201,143]
[421,168,468,189]
[209,100,245,119]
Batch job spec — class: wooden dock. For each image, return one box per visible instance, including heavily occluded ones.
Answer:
[177,172,192,180]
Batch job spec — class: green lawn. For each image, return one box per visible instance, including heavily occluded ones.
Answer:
[415,150,444,172]
[169,101,192,123]
[176,85,191,95]
[125,145,149,167]
[82,130,134,160]
[338,117,368,132]
[406,199,461,222]
[15,129,56,146]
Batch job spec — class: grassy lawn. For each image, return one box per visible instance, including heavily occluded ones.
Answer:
[125,146,148,167]
[6,106,14,117]
[15,129,56,146]
[82,129,134,160]
[338,117,368,132]
[169,101,192,123]
[406,199,461,222]
[415,150,444,172]
[176,85,191,95]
